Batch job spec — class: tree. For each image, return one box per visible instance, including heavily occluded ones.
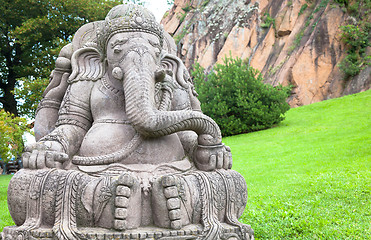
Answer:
[0,0,126,117]
[192,56,291,136]
[0,109,30,162]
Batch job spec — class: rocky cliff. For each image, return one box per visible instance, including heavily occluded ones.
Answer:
[161,0,370,107]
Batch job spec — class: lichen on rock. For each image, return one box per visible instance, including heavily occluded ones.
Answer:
[162,0,370,107]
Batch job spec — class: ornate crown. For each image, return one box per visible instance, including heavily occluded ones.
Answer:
[96,4,164,55]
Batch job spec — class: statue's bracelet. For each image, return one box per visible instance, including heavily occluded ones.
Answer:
[195,144,225,164]
[196,143,224,149]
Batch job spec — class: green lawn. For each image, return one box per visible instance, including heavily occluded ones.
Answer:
[0,90,370,239]
[224,90,371,239]
[0,174,13,231]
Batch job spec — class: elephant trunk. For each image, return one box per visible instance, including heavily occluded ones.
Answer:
[122,50,221,145]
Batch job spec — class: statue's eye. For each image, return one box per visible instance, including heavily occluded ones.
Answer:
[148,39,160,48]
[111,38,129,49]
[113,46,122,54]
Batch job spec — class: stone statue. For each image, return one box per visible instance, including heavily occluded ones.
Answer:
[3,4,254,240]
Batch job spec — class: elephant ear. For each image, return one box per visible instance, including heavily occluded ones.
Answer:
[160,53,201,111]
[160,53,192,90]
[68,46,104,83]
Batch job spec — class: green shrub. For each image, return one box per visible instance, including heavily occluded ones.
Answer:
[260,13,276,29]
[334,0,349,5]
[192,56,291,136]
[298,3,308,16]
[338,53,362,77]
[182,4,191,13]
[340,24,369,51]
[333,1,371,78]
[339,23,370,78]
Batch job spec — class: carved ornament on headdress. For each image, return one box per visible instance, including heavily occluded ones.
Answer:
[96,3,164,55]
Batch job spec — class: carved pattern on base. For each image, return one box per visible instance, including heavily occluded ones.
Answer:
[114,174,134,231]
[53,171,83,240]
[2,224,249,240]
[161,175,183,230]
[193,171,224,239]
[3,169,253,240]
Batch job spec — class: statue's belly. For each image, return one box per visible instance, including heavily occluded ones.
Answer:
[78,123,185,164]
[125,133,186,165]
[79,123,136,157]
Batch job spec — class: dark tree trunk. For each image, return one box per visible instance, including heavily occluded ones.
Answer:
[0,36,21,116]
[0,82,19,116]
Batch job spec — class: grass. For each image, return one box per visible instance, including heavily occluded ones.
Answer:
[0,90,370,238]
[0,175,13,231]
[224,90,371,239]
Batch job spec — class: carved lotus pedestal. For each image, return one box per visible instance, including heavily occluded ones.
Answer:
[3,168,254,240]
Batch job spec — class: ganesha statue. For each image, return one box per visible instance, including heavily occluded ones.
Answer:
[3,4,254,240]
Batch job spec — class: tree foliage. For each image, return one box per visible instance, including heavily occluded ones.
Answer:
[14,77,49,118]
[192,56,291,136]
[0,110,30,162]
[0,0,124,117]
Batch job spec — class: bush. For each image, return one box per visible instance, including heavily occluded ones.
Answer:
[260,13,276,29]
[192,56,291,136]
[339,23,370,78]
[338,53,362,77]
[298,3,308,16]
[334,0,349,5]
[0,110,30,162]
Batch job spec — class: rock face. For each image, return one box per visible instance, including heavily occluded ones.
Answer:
[161,0,370,107]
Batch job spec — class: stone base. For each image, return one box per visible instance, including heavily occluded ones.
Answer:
[2,224,253,240]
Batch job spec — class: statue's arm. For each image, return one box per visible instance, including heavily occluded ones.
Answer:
[158,59,232,170]
[34,44,73,141]
[174,86,201,160]
[23,80,94,169]
[172,85,232,171]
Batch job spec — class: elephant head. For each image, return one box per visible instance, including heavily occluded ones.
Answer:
[69,4,222,146]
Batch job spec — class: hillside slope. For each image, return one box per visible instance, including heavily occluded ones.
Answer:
[0,90,370,236]
[161,0,370,107]
[224,89,371,239]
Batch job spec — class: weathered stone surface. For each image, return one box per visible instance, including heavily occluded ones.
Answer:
[115,208,128,219]
[115,196,129,208]
[2,3,253,240]
[169,209,181,220]
[162,0,370,107]
[164,186,179,198]
[116,185,131,197]
[167,198,181,210]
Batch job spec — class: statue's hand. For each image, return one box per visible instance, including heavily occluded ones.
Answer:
[194,143,232,171]
[43,72,70,100]
[22,142,68,169]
